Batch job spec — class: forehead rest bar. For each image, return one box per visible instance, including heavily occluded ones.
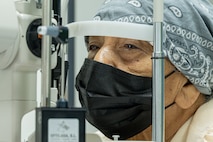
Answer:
[66,21,153,41]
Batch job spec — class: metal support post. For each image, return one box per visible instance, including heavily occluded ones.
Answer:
[152,22,165,142]
[41,0,52,107]
[152,0,165,142]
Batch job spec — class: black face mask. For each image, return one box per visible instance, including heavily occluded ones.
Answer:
[75,58,152,140]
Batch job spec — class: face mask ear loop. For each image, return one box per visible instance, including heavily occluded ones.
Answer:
[164,69,178,79]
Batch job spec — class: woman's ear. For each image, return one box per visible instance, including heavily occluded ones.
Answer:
[175,83,201,109]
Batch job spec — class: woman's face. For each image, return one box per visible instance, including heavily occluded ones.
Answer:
[86,36,176,107]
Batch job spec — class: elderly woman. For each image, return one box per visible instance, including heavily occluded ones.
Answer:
[75,0,213,141]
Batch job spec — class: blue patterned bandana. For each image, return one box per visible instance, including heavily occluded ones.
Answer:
[93,0,213,95]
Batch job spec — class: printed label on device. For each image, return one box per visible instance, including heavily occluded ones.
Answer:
[48,118,79,142]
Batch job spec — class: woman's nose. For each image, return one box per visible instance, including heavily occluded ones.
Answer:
[93,46,118,67]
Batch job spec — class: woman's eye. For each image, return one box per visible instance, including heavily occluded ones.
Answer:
[124,44,138,49]
[88,44,100,51]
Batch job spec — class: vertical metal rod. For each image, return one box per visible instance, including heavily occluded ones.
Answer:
[68,0,75,107]
[152,23,165,142]
[41,0,52,107]
[152,0,165,142]
[60,44,66,98]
